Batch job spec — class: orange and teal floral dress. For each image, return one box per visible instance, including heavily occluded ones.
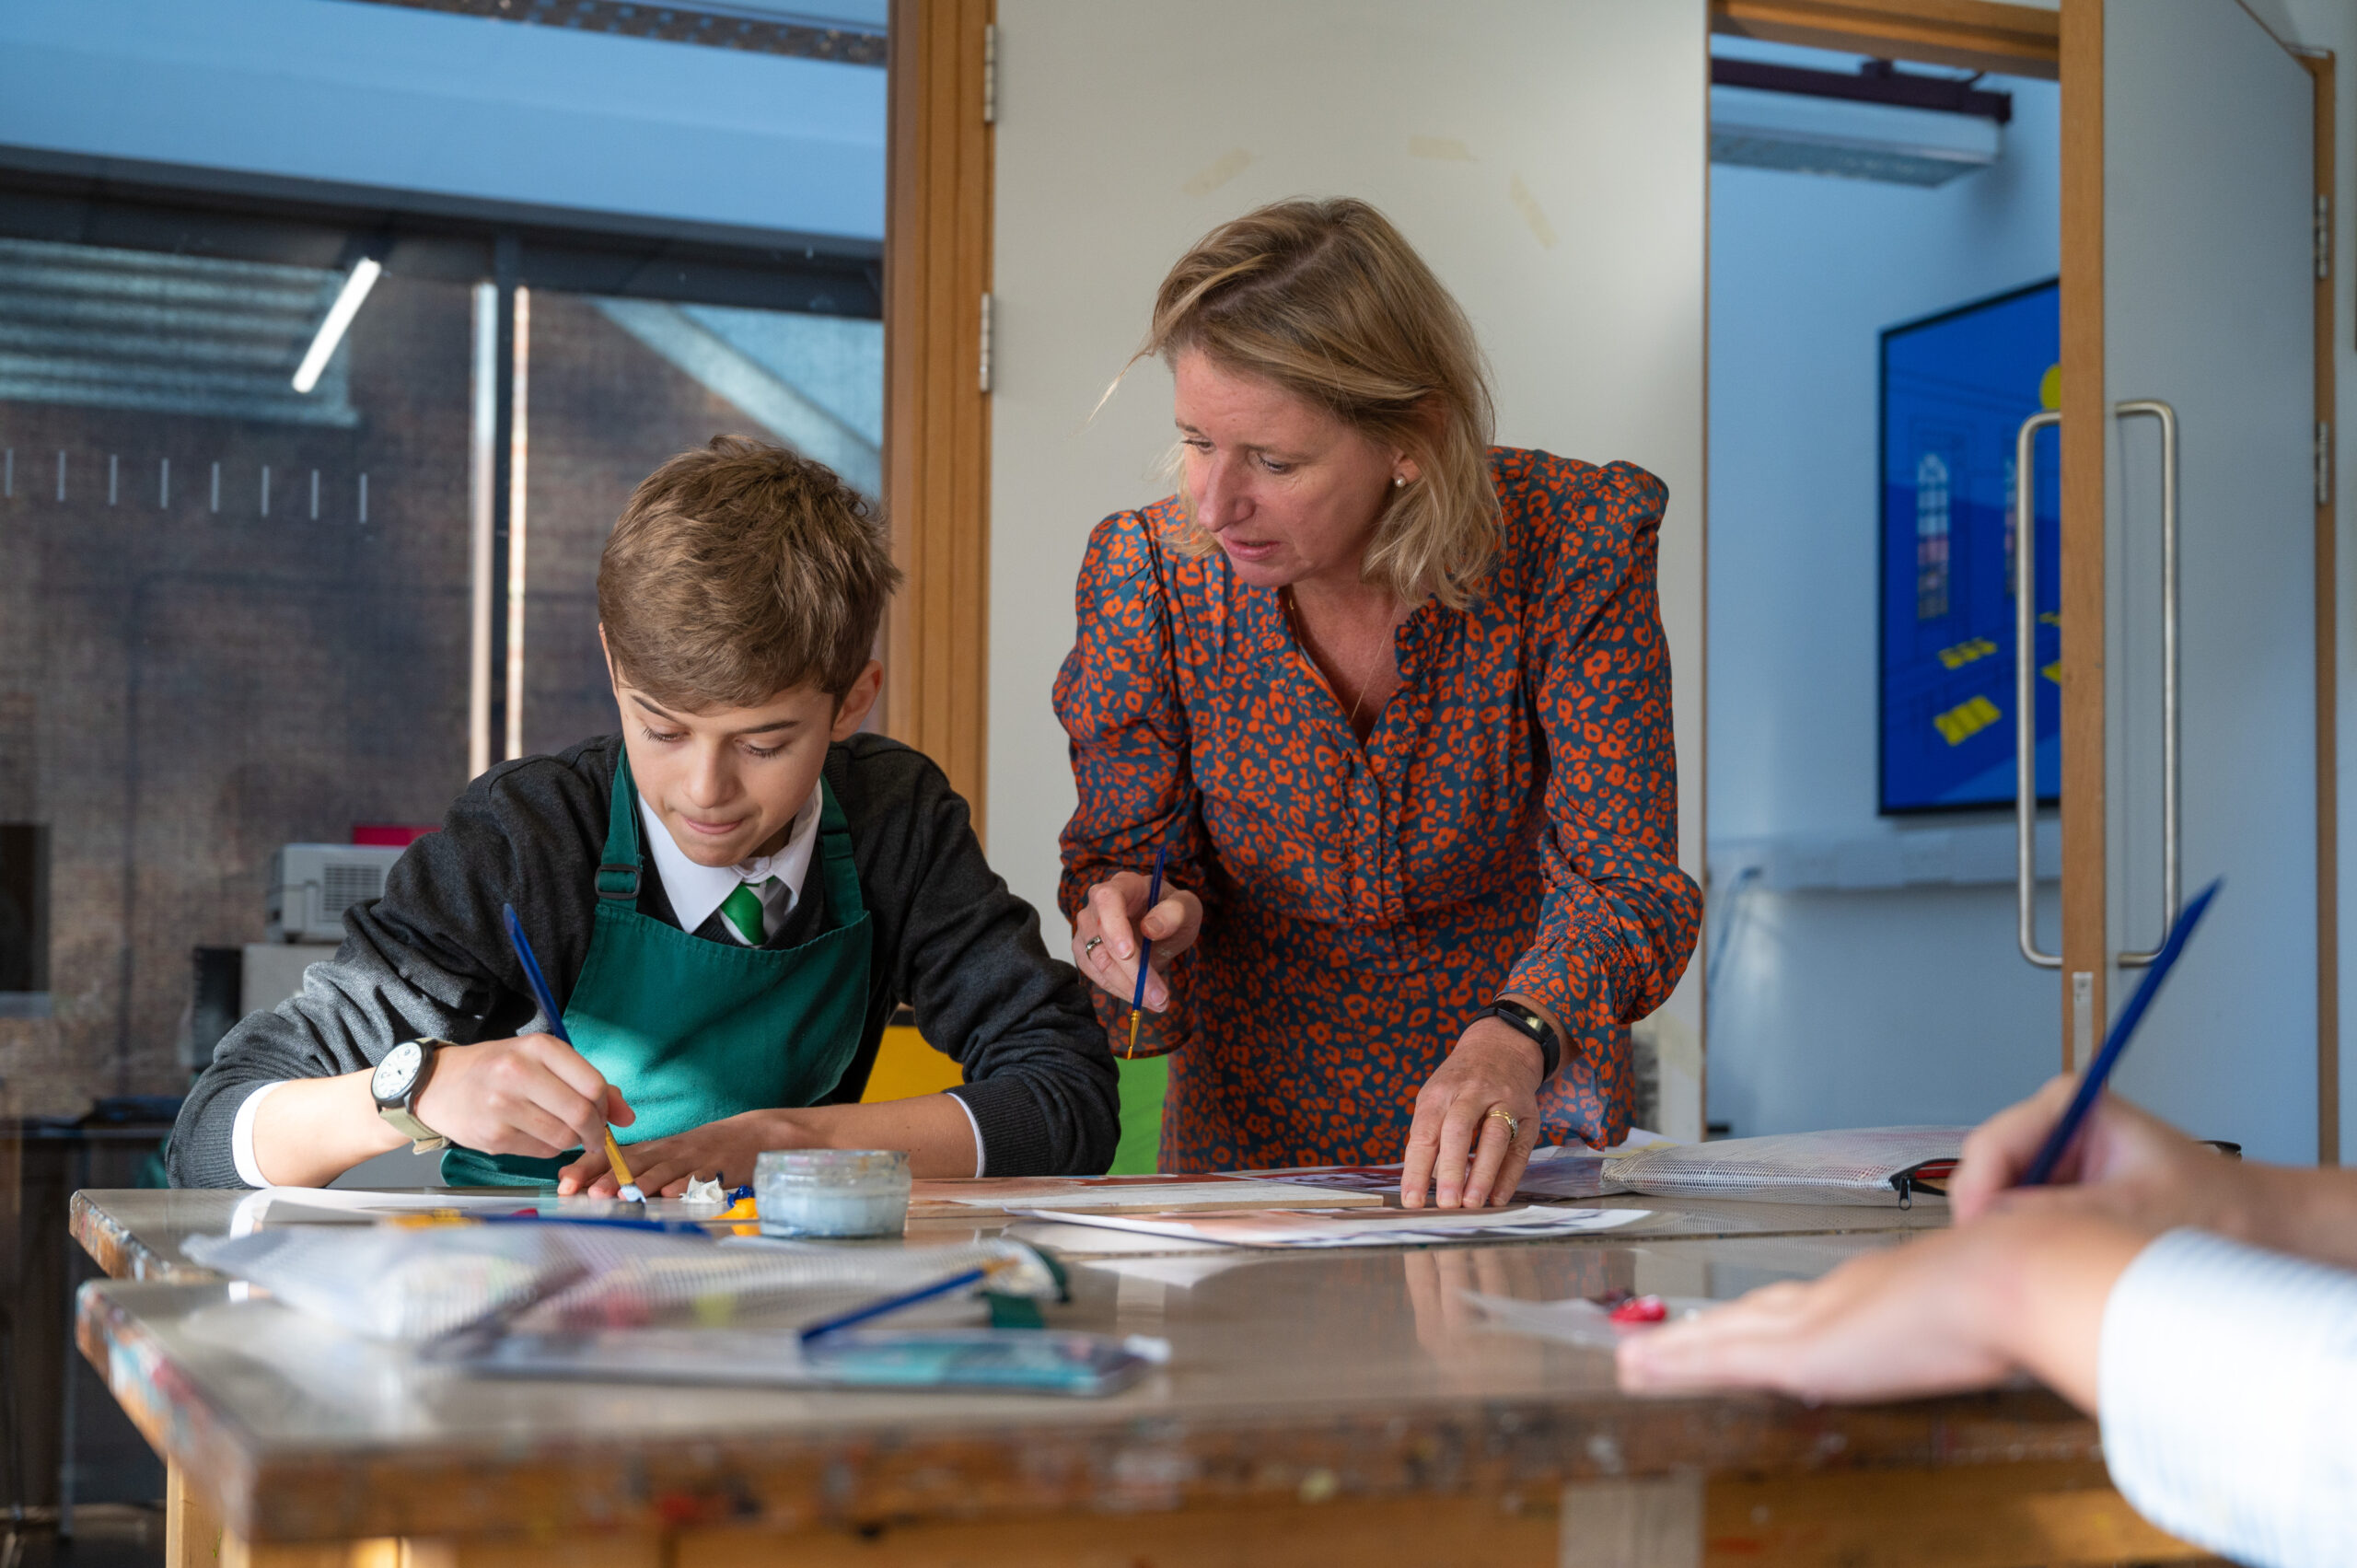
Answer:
[1055,448,1702,1172]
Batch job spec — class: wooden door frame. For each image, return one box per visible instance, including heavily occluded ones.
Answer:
[2057,0,2107,1074]
[2299,48,2338,1164]
[1710,0,2058,78]
[883,0,995,835]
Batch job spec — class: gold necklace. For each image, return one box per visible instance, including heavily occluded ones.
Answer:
[1290,588,1399,730]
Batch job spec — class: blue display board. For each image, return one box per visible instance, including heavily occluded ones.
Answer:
[1879,279,2060,814]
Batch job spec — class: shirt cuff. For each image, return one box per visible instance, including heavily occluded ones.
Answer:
[2099,1227,2357,1568]
[947,1088,986,1178]
[230,1081,289,1189]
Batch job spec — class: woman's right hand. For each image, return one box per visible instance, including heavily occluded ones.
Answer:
[1072,872,1202,1009]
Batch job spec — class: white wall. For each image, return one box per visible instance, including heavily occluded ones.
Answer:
[1706,56,2068,1136]
[985,0,1710,1132]
[0,0,884,245]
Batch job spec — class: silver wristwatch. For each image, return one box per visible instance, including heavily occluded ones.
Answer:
[371,1038,450,1152]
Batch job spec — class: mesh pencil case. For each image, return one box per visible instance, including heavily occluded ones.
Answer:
[1602,1126,1968,1206]
[508,1236,1061,1333]
[184,1225,588,1342]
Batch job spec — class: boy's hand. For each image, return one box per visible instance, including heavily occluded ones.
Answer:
[559,1109,800,1198]
[1072,871,1202,1010]
[415,1034,632,1161]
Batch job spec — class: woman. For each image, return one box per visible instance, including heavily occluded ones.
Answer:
[1056,198,1701,1207]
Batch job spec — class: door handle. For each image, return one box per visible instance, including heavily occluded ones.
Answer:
[2114,399,2179,968]
[2014,409,2061,969]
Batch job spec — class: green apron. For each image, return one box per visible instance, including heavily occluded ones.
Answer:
[443,751,873,1188]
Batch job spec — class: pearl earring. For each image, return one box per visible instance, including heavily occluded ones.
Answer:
[1393,475,1407,488]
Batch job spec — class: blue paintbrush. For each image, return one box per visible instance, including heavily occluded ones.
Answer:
[502,902,641,1202]
[1126,844,1168,1060]
[2019,877,2221,1187]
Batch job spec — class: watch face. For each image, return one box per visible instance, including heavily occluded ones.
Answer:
[373,1040,423,1103]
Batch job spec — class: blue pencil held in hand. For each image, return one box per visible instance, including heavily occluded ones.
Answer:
[1126,845,1168,1060]
[2018,877,2222,1188]
[501,903,644,1202]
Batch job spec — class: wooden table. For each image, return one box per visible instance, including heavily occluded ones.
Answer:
[69,1188,2204,1568]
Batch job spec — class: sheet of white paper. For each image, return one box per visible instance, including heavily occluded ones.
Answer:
[229,1187,543,1235]
[1003,1219,1230,1257]
[1013,1205,1653,1249]
[944,1179,1352,1211]
[1079,1254,1257,1289]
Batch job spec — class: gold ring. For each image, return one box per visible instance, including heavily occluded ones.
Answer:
[1485,1107,1519,1143]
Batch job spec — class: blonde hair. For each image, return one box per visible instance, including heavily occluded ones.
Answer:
[1143,198,1499,609]
[598,436,900,708]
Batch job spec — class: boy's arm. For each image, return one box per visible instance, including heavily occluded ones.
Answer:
[847,745,1121,1177]
[168,900,505,1188]
[169,752,614,1188]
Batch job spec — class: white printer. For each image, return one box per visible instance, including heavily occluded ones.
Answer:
[265,842,405,944]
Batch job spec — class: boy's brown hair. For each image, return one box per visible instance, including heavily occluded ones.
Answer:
[598,436,900,709]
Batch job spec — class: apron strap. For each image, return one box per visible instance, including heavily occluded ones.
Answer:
[597,747,644,902]
[811,775,867,923]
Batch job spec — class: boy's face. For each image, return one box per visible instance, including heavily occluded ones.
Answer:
[601,630,882,868]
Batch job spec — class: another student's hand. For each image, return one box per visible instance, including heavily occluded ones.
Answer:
[1950,1075,2249,1236]
[1616,1211,2149,1412]
[1398,1016,1544,1211]
[559,1109,793,1199]
[415,1034,632,1161]
[1072,871,1202,1011]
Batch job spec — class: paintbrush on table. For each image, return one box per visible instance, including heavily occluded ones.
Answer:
[1126,845,1168,1060]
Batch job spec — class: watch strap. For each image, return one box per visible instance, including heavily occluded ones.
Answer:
[377,1103,449,1154]
[1489,1000,1562,1081]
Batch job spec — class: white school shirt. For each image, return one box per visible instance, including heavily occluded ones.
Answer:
[2098,1228,2357,1568]
[233,779,985,1182]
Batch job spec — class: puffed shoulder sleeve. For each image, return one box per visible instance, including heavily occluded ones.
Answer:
[1503,457,1702,1145]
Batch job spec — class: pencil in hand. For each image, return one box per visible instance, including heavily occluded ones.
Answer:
[1127,845,1168,1060]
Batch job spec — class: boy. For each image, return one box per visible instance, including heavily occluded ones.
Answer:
[170,437,1119,1191]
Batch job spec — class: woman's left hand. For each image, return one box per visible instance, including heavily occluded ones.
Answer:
[558,1109,812,1198]
[1399,1016,1543,1209]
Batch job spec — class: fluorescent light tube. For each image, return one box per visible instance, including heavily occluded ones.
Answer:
[292,257,383,393]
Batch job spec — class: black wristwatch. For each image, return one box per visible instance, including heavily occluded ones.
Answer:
[1488,1000,1562,1082]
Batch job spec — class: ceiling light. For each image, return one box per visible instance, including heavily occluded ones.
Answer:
[292,257,383,394]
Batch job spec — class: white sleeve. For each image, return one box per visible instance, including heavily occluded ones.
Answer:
[2099,1227,2357,1568]
[230,1081,290,1190]
[949,1090,987,1179]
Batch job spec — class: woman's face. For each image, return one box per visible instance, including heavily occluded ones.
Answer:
[1172,349,1413,596]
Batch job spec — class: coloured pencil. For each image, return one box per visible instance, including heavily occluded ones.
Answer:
[2019,878,2221,1187]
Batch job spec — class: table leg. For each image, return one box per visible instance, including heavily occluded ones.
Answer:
[165,1463,221,1568]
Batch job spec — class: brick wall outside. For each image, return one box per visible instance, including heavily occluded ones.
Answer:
[0,276,772,1114]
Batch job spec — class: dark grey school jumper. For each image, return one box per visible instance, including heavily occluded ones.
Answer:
[168,733,1119,1187]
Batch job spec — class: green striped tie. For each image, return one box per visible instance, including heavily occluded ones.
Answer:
[719,879,772,946]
